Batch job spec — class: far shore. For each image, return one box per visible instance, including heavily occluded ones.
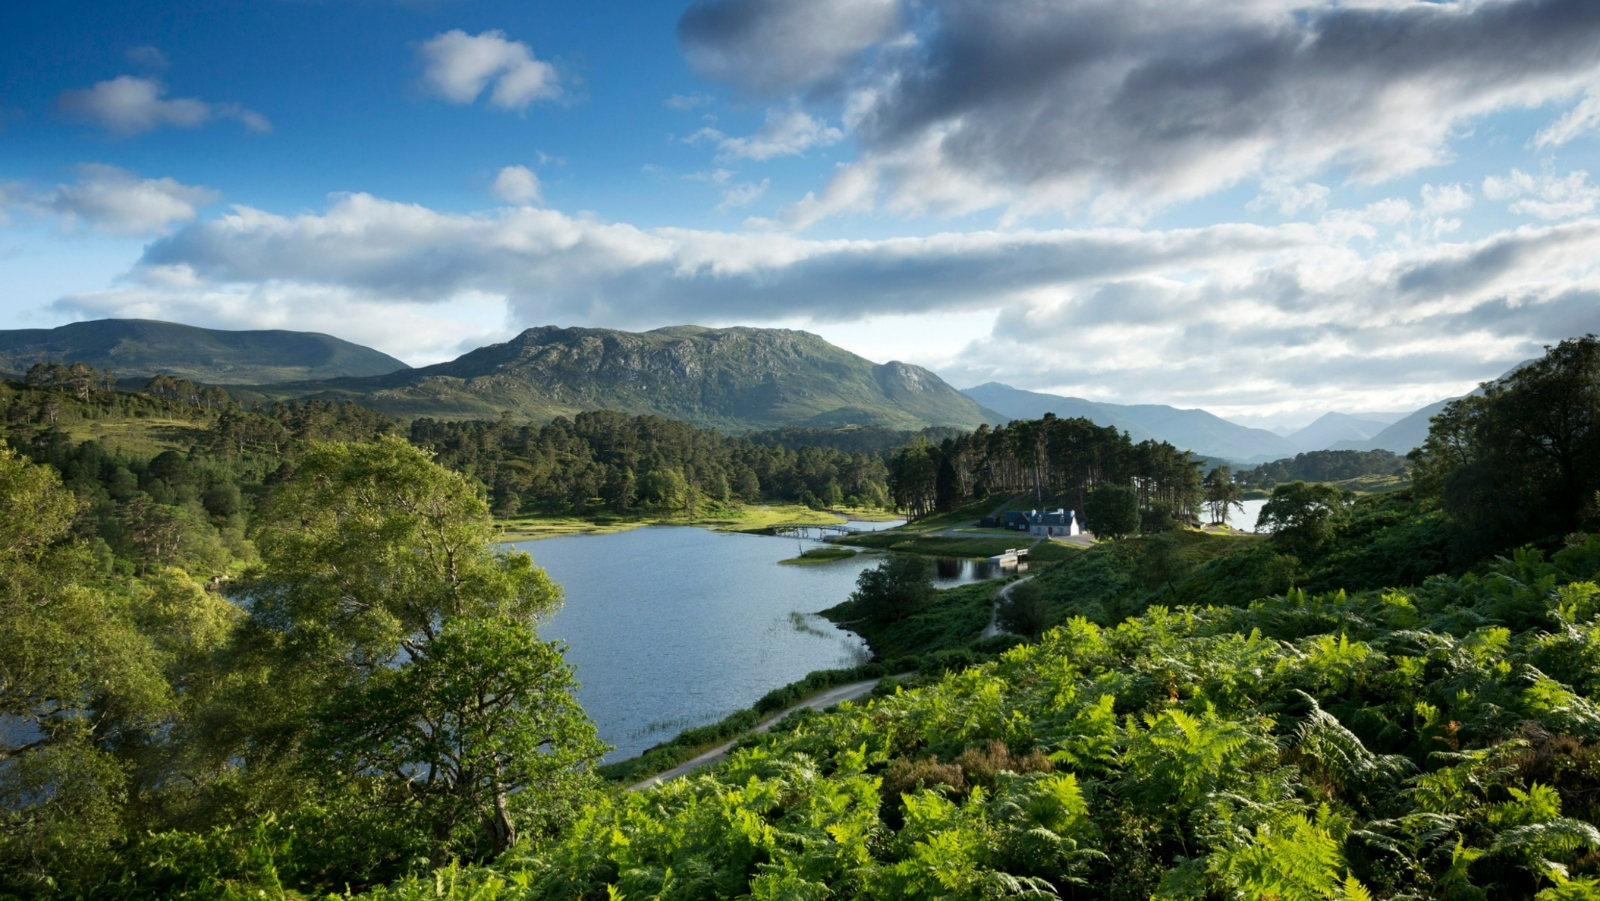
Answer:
[496,503,902,541]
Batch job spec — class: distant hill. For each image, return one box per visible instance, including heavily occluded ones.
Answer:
[265,325,1000,432]
[1287,412,1394,451]
[0,319,410,385]
[1331,399,1455,454]
[960,382,1301,461]
[1329,360,1532,454]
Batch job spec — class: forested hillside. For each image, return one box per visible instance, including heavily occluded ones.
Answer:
[1235,449,1410,490]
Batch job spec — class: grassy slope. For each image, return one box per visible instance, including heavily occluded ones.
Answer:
[0,318,408,384]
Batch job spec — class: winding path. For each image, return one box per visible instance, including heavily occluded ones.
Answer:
[980,573,1037,640]
[628,677,891,791]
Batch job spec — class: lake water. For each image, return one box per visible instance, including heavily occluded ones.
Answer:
[1238,498,1268,531]
[510,524,1002,761]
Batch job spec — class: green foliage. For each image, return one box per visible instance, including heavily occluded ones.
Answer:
[311,616,604,858]
[1085,483,1141,540]
[410,409,895,516]
[366,535,1600,901]
[849,554,935,623]
[996,580,1054,638]
[1261,481,1355,556]
[1412,334,1600,559]
[1236,449,1411,491]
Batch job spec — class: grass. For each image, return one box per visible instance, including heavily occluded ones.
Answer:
[779,547,860,565]
[63,417,209,458]
[496,502,884,540]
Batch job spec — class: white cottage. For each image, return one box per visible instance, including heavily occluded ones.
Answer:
[1027,509,1079,538]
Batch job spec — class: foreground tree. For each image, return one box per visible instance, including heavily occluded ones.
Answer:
[1411,334,1600,557]
[310,616,602,859]
[225,438,598,866]
[0,449,169,889]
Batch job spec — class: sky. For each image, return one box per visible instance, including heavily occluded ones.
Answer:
[2,0,1599,428]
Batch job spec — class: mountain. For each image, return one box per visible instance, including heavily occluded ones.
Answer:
[1331,399,1454,454]
[267,325,1000,432]
[1329,360,1533,454]
[0,319,410,385]
[1287,412,1394,451]
[960,382,1302,461]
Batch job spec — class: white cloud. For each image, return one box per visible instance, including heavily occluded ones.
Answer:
[691,108,844,161]
[1249,180,1332,216]
[715,178,769,212]
[491,165,542,204]
[1483,168,1600,219]
[1536,89,1600,147]
[58,76,270,137]
[418,30,560,112]
[1421,183,1474,215]
[46,164,219,236]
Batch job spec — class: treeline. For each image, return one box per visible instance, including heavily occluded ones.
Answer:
[888,415,1202,521]
[0,377,395,578]
[408,410,893,516]
[744,424,968,455]
[1234,448,1409,489]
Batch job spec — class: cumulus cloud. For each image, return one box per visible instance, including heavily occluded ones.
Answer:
[679,0,1600,225]
[491,165,542,204]
[59,76,270,137]
[418,30,560,111]
[1483,168,1600,219]
[45,164,219,235]
[678,0,901,96]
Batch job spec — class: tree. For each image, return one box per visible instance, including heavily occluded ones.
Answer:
[1257,481,1351,556]
[231,439,588,863]
[310,616,603,859]
[1084,484,1140,540]
[0,449,169,887]
[850,554,934,623]
[1411,335,1600,557]
[1204,465,1246,526]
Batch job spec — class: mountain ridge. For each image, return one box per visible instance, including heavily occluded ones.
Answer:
[260,324,1002,433]
[0,319,410,385]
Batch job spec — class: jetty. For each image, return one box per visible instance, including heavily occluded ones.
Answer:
[986,547,1030,567]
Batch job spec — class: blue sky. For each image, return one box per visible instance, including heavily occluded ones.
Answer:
[3,0,1600,427]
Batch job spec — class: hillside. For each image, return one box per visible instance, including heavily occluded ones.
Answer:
[267,325,1000,432]
[962,381,1300,460]
[0,319,410,385]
